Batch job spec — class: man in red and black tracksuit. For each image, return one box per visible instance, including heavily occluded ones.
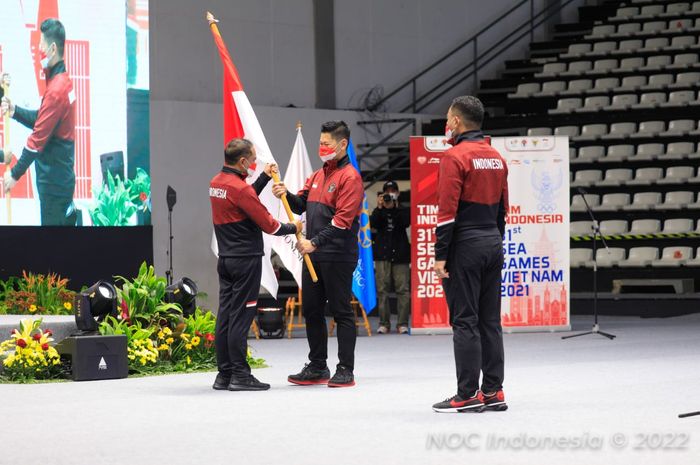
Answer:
[432,96,509,413]
[210,138,300,392]
[1,19,76,225]
[272,121,364,388]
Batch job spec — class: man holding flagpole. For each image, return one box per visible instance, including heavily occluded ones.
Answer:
[210,138,301,391]
[272,121,364,388]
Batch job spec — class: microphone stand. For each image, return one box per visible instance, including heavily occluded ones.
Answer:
[563,188,616,340]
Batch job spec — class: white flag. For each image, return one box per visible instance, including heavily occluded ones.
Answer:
[271,126,314,287]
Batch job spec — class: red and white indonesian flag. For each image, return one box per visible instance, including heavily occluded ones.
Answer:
[272,126,313,287]
[208,18,281,297]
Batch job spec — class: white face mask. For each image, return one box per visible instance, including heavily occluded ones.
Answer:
[40,44,54,69]
[242,158,255,178]
[444,124,453,140]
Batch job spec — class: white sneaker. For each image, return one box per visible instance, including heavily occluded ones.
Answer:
[376,325,389,334]
[398,326,409,334]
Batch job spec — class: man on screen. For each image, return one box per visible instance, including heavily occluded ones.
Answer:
[1,18,76,225]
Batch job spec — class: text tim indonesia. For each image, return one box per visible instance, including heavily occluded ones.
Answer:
[414,205,565,299]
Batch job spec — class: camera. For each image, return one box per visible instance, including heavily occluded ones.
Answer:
[382,193,393,203]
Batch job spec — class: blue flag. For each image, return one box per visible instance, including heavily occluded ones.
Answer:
[347,139,377,313]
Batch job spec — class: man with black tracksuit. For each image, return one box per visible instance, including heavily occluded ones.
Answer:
[1,19,77,225]
[431,96,509,413]
[370,180,411,334]
[210,138,301,391]
[272,121,364,388]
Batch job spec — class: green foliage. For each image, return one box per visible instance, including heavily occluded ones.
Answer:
[90,172,138,226]
[114,262,181,326]
[127,167,151,212]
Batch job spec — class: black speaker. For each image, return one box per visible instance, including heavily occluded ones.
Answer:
[100,151,125,182]
[257,308,285,339]
[56,335,129,381]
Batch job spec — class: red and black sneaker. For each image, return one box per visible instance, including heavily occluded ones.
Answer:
[483,390,508,411]
[432,392,485,413]
[328,365,355,388]
[288,363,331,385]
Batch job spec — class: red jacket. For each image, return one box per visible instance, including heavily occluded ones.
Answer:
[287,155,364,262]
[435,131,509,261]
[210,167,296,257]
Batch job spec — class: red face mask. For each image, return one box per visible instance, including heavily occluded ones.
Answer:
[319,144,337,163]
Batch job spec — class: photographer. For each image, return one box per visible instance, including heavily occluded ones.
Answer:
[370,181,411,334]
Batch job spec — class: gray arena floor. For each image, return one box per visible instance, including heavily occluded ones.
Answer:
[1,314,699,465]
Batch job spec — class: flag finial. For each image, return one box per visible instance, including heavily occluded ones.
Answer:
[206,11,219,25]
[296,120,303,130]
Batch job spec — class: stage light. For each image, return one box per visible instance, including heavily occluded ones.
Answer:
[165,277,197,316]
[74,281,118,332]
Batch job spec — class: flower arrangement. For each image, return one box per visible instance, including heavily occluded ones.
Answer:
[89,171,138,226]
[0,319,62,382]
[98,316,159,373]
[1,272,75,315]
[114,262,181,326]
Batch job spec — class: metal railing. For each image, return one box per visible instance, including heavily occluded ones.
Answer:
[364,0,580,114]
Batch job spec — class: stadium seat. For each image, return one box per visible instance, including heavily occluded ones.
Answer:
[555,126,580,137]
[511,82,540,98]
[664,3,692,15]
[641,55,672,71]
[538,81,567,96]
[562,79,593,95]
[596,248,627,267]
[595,193,631,211]
[550,98,583,114]
[668,36,697,50]
[639,4,665,18]
[615,39,644,54]
[642,37,669,51]
[570,220,593,236]
[571,169,603,187]
[685,247,700,267]
[658,166,695,184]
[591,41,617,55]
[615,6,639,19]
[624,193,663,211]
[642,21,666,34]
[651,247,693,267]
[659,119,695,136]
[661,142,694,160]
[620,57,645,71]
[563,61,594,76]
[576,124,607,141]
[629,218,662,234]
[599,220,629,235]
[527,127,552,136]
[605,94,638,110]
[630,120,665,138]
[599,168,634,186]
[628,167,664,184]
[601,144,634,162]
[618,75,647,91]
[643,74,675,90]
[592,59,618,73]
[571,248,593,267]
[613,23,641,37]
[538,62,567,77]
[670,71,700,88]
[563,43,592,58]
[659,191,695,209]
[590,77,620,92]
[660,90,697,107]
[602,122,636,139]
[630,143,664,161]
[575,146,604,163]
[618,247,659,267]
[588,25,616,38]
[579,96,610,112]
[663,218,694,234]
[571,194,600,212]
[669,53,699,69]
[633,92,668,109]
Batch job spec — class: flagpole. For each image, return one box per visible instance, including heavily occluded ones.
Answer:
[2,74,11,224]
[271,121,318,282]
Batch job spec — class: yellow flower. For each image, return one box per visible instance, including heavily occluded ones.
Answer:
[186,356,191,365]
[163,327,172,335]
[166,337,174,344]
[185,344,192,351]
[63,301,73,310]
[191,336,201,347]
[180,333,190,341]
[29,305,38,313]
[157,331,165,340]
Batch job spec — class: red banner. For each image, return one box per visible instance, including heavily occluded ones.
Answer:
[410,136,450,333]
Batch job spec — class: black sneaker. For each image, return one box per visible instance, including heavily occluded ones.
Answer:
[483,390,508,411]
[432,392,485,413]
[328,365,355,388]
[288,364,331,385]
[212,373,230,390]
[228,375,270,391]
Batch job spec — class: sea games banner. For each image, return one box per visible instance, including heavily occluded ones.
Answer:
[409,136,570,334]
